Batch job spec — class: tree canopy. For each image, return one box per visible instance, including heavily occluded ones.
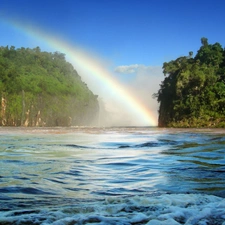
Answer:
[0,46,99,126]
[154,38,225,127]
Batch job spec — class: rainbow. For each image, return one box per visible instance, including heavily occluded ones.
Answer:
[2,19,157,126]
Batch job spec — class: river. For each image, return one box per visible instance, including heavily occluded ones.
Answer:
[0,127,225,224]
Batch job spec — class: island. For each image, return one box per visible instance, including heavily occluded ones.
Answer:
[0,46,99,126]
[154,38,225,128]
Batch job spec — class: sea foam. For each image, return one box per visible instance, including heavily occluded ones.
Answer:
[0,193,225,225]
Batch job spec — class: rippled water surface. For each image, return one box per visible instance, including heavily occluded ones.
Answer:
[0,127,225,224]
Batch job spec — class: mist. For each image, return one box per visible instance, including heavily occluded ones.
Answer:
[111,64,164,126]
[119,64,164,124]
[67,49,163,127]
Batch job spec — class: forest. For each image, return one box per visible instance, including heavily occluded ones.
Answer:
[155,38,225,127]
[0,46,99,126]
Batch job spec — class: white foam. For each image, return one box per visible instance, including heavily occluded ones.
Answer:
[0,194,225,224]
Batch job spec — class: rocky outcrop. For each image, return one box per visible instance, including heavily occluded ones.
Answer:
[0,46,99,127]
[0,91,99,127]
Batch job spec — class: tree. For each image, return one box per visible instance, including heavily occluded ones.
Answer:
[155,38,225,127]
[201,37,208,47]
[0,46,99,126]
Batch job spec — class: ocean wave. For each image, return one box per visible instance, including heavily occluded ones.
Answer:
[0,193,224,225]
[0,186,56,195]
[60,140,176,150]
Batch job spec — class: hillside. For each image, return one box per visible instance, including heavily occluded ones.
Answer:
[154,38,225,127]
[0,46,99,126]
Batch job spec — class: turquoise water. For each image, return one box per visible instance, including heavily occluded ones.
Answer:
[0,127,225,224]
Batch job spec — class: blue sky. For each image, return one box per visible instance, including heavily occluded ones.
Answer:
[1,0,225,125]
[1,0,225,66]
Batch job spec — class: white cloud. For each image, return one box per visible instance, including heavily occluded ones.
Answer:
[114,64,162,76]
[114,64,140,74]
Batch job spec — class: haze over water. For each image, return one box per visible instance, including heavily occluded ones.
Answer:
[0,127,225,224]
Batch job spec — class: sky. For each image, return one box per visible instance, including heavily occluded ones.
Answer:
[1,0,225,126]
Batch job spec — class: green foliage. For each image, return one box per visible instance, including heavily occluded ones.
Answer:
[0,46,99,126]
[155,38,225,127]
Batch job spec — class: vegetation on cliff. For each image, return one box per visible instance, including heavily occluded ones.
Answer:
[0,46,99,126]
[154,38,225,127]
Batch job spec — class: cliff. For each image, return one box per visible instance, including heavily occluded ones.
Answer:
[0,46,99,126]
[154,38,225,128]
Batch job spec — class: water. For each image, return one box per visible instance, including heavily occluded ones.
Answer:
[0,127,225,224]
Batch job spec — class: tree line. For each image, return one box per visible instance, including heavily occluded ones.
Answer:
[154,38,225,127]
[0,46,99,126]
